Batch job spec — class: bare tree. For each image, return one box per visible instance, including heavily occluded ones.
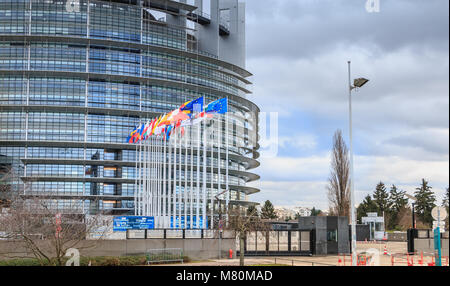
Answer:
[0,193,109,266]
[0,162,17,210]
[226,206,269,266]
[327,130,351,219]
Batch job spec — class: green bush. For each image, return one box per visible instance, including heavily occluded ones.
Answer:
[0,256,148,267]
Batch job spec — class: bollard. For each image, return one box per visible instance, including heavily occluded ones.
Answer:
[229,249,233,259]
[391,255,394,266]
[338,254,342,266]
[419,252,424,266]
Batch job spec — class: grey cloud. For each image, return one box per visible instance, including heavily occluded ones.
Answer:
[245,0,449,60]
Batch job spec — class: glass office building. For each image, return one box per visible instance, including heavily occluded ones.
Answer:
[0,0,260,217]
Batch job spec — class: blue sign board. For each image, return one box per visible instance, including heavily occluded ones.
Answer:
[170,216,208,229]
[113,216,155,232]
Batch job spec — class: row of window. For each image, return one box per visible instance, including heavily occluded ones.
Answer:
[0,45,240,92]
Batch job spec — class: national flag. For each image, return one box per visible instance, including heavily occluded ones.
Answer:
[206,98,228,114]
[151,116,162,136]
[142,120,152,140]
[168,109,190,125]
[165,124,174,141]
[127,123,144,144]
[191,111,214,125]
[180,97,204,117]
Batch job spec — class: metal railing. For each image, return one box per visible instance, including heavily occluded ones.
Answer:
[146,248,184,264]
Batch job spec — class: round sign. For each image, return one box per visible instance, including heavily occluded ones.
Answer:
[432,206,448,221]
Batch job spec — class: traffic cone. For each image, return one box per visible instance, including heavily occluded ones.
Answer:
[383,245,388,255]
[428,256,435,267]
[338,254,342,266]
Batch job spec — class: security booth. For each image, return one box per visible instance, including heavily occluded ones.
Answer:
[362,213,385,241]
[298,216,350,255]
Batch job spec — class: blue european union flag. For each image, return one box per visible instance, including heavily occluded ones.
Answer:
[181,97,204,115]
[206,98,228,114]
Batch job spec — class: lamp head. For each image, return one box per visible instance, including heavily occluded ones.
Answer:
[405,194,417,201]
[354,78,370,88]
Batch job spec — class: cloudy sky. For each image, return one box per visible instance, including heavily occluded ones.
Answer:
[243,0,449,210]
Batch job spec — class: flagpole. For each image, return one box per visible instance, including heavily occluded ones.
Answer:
[134,143,138,216]
[137,138,143,216]
[210,118,214,230]
[190,125,194,230]
[157,136,161,227]
[184,127,188,229]
[174,126,178,228]
[162,136,165,227]
[143,136,147,216]
[225,109,230,224]
[137,139,141,216]
[196,121,201,229]
[178,127,181,229]
[218,115,222,229]
[149,136,153,217]
[151,136,154,217]
[168,130,172,229]
[148,136,152,216]
[202,118,207,230]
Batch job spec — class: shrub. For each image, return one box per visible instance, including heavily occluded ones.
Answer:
[0,256,148,267]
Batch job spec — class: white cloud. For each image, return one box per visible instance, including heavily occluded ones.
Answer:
[244,0,449,211]
[249,154,449,208]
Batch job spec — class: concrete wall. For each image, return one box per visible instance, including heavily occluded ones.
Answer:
[388,232,407,242]
[414,239,449,255]
[337,217,350,254]
[0,238,236,261]
[356,224,370,241]
[315,217,327,256]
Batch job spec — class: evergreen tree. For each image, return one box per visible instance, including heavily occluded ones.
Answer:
[442,188,449,212]
[414,179,436,227]
[261,200,277,219]
[388,185,408,213]
[310,207,322,217]
[443,188,449,229]
[357,195,378,223]
[373,182,390,215]
[387,185,408,230]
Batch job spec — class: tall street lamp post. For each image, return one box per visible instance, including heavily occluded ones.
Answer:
[215,189,229,259]
[348,61,369,266]
[405,194,417,229]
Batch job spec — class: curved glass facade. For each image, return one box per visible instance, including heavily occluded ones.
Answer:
[0,0,259,216]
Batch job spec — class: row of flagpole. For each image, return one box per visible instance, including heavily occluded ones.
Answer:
[131,97,229,229]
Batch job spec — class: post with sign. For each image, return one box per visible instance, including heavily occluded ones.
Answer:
[55,213,62,239]
[432,206,448,267]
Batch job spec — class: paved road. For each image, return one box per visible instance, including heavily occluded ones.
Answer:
[163,242,448,266]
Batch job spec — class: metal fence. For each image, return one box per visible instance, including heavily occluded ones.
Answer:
[146,248,184,265]
[241,230,314,256]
